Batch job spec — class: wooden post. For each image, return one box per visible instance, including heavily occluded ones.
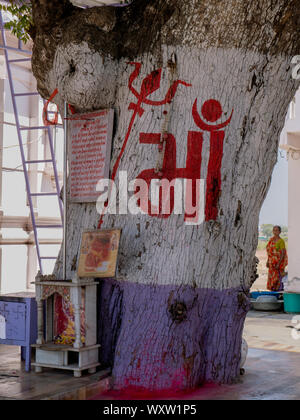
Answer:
[36,299,44,345]
[72,283,82,349]
[35,278,44,345]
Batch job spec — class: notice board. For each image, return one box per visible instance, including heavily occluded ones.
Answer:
[69,109,114,202]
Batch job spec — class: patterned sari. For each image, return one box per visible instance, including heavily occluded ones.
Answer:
[266,237,288,291]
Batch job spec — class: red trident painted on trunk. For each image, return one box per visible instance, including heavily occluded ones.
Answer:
[97,63,191,228]
[192,98,233,221]
[111,63,191,181]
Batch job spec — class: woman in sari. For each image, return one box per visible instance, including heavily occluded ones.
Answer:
[266,225,288,291]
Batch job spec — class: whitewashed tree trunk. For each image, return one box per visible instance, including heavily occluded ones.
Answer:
[30,0,300,390]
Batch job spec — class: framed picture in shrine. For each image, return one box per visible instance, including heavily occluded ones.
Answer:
[77,229,121,278]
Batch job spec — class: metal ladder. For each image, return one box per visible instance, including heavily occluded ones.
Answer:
[0,12,63,275]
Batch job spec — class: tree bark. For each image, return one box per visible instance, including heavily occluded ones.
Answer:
[30,0,300,390]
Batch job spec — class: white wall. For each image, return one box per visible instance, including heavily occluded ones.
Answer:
[280,88,300,281]
[0,54,62,294]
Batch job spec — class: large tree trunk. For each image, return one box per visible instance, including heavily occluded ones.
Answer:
[30,0,300,390]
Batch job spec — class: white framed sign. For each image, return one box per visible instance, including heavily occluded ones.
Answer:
[69,109,114,203]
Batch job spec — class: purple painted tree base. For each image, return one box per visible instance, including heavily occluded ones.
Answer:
[98,278,250,391]
[97,279,124,367]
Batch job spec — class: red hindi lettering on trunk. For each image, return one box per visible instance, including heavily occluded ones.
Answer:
[135,99,233,221]
[135,131,203,219]
[192,99,233,221]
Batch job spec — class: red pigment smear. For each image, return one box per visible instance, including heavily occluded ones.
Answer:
[93,364,193,400]
[92,386,196,400]
[90,382,222,400]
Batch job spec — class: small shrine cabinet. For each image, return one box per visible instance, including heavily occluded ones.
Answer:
[32,276,100,377]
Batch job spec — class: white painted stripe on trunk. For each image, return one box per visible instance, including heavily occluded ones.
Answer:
[49,44,296,289]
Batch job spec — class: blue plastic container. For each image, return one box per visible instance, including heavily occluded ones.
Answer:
[250,291,279,300]
[283,292,300,313]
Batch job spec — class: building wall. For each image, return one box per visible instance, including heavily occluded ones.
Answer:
[0,47,63,294]
[0,66,32,293]
[280,88,300,281]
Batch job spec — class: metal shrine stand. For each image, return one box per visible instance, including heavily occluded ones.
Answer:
[31,105,100,377]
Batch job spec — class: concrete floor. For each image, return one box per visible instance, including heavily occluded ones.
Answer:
[0,345,110,400]
[0,310,300,400]
[244,310,300,353]
[93,347,300,400]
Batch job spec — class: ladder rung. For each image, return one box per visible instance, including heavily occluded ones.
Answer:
[0,44,32,54]
[8,58,31,63]
[14,92,39,97]
[25,159,53,164]
[30,192,59,197]
[36,225,63,229]
[20,126,47,131]
[40,257,57,260]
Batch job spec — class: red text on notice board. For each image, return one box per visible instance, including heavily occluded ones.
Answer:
[69,109,114,202]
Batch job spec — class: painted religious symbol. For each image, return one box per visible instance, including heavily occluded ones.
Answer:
[96,62,233,225]
[97,63,191,228]
[135,97,233,221]
[111,62,192,181]
[192,98,233,220]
